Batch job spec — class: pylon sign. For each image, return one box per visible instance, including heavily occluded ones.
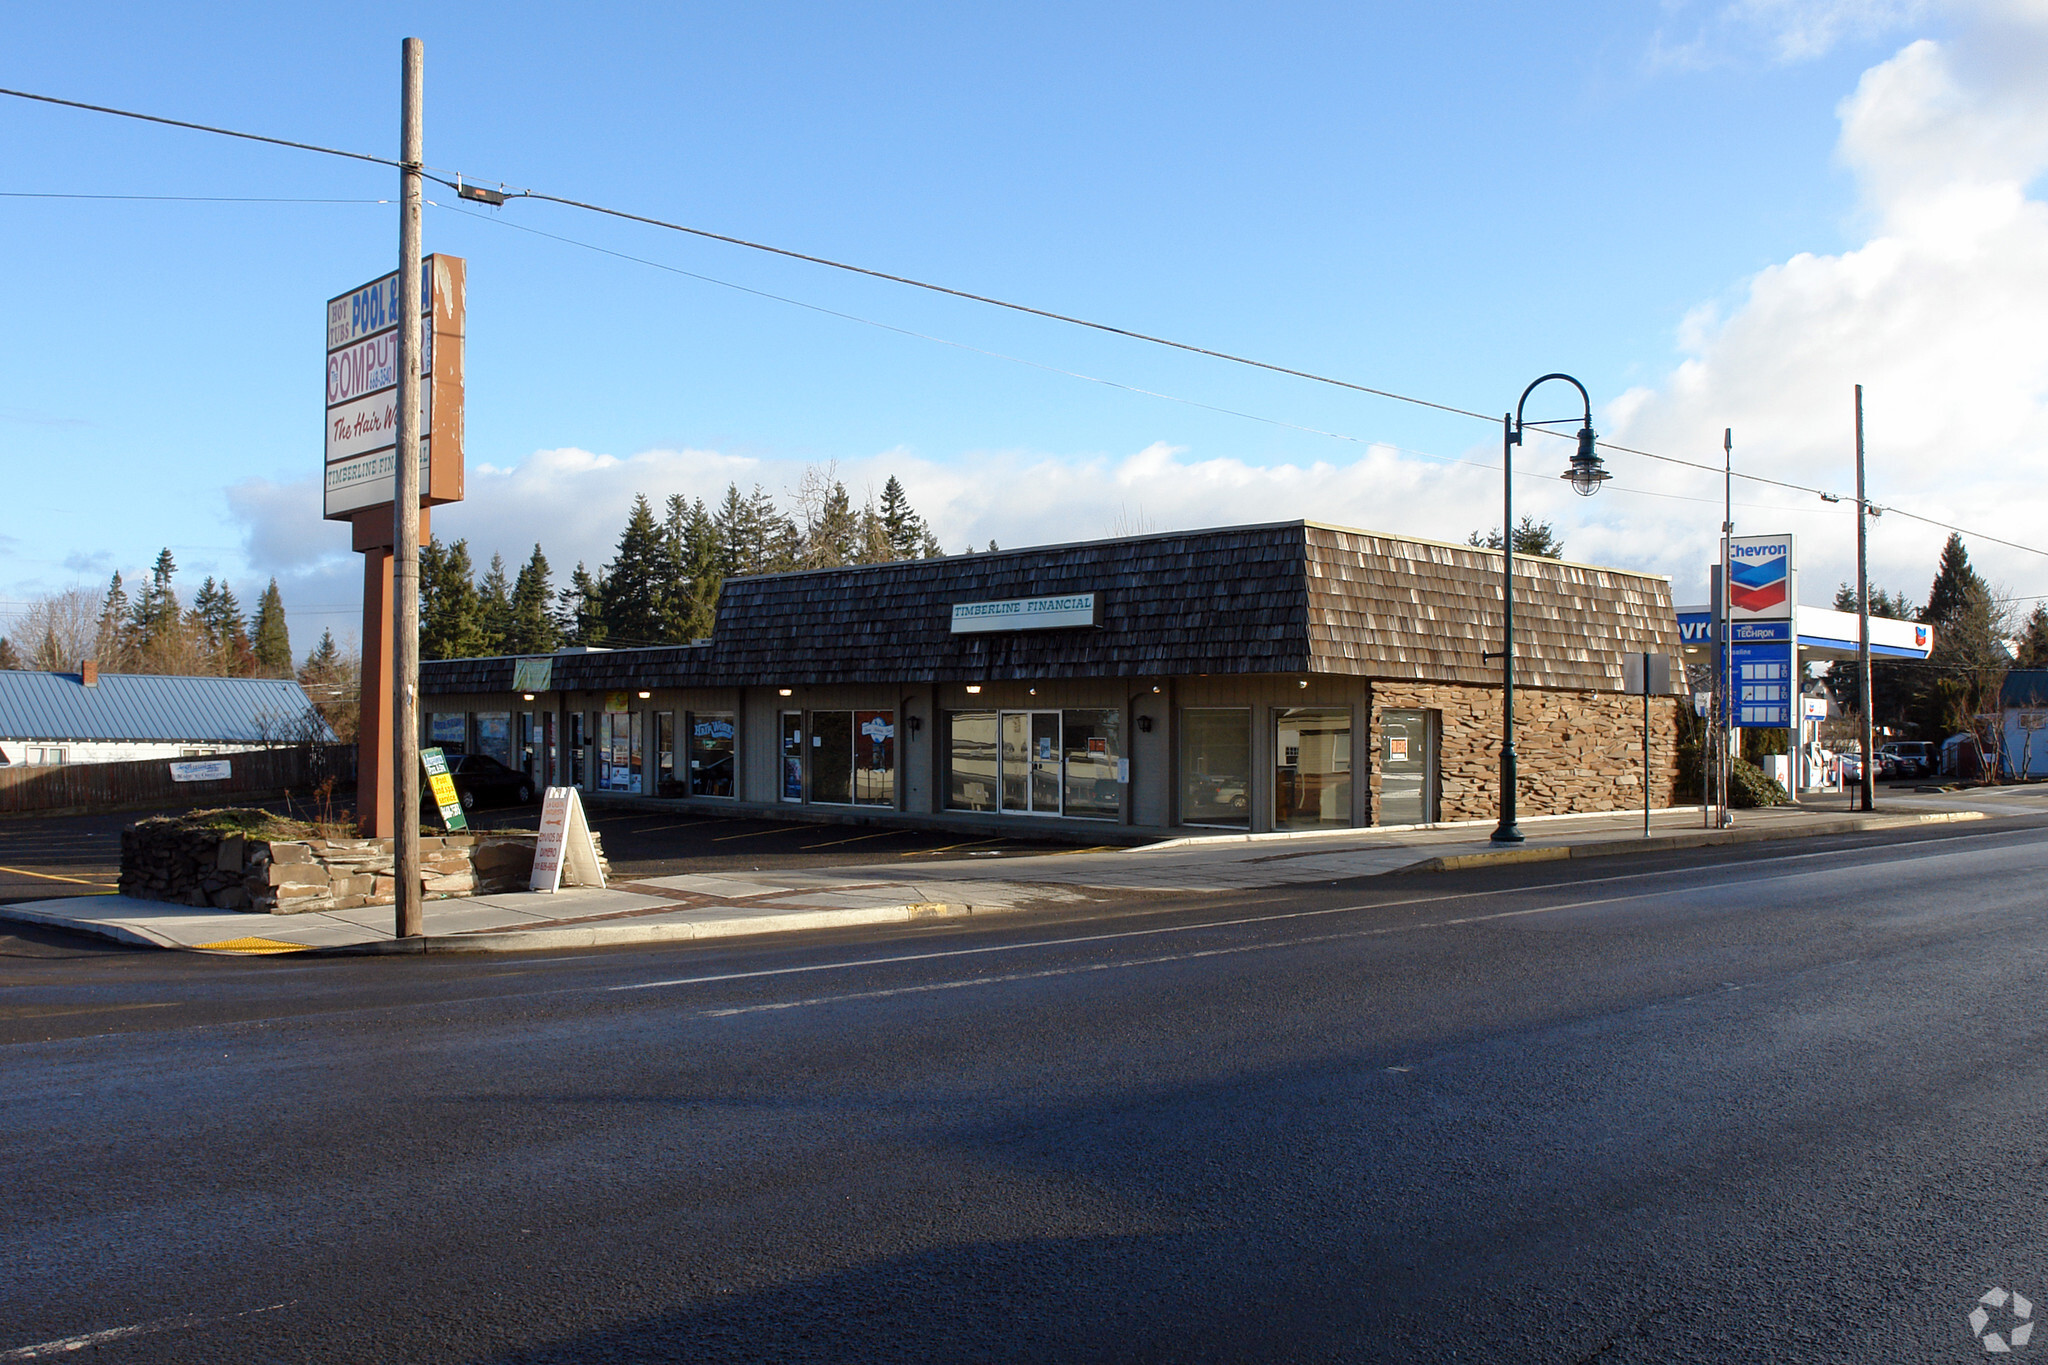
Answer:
[1727,533,1795,727]
[323,254,466,519]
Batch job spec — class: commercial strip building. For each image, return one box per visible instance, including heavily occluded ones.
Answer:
[0,666,335,767]
[419,521,1687,837]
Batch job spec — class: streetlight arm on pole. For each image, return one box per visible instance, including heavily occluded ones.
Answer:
[1492,373,1609,845]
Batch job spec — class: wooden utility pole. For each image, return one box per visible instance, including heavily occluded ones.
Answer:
[1855,385,1876,813]
[393,38,425,937]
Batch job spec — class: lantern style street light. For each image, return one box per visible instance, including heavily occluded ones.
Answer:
[1489,372,1611,845]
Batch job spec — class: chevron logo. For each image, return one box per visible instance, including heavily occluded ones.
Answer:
[1728,554,1788,613]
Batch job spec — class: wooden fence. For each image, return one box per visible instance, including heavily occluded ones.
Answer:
[0,744,356,818]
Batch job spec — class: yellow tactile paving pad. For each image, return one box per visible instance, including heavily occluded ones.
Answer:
[193,937,314,955]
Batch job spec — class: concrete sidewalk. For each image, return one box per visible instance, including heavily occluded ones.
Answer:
[1,792,2023,956]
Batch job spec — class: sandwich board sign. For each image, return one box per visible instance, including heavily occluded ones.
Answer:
[530,786,606,892]
[421,746,468,832]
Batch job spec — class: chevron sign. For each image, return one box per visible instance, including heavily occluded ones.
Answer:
[1727,534,1795,621]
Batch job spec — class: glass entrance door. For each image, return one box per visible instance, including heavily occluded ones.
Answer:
[999,711,1062,814]
[1379,708,1434,825]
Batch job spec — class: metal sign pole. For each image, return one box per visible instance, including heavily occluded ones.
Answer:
[1642,653,1651,837]
[1855,385,1876,813]
[392,38,425,939]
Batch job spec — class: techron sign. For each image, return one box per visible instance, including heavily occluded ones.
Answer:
[949,593,1100,633]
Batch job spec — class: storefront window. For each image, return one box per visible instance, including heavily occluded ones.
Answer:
[947,711,999,811]
[428,713,466,752]
[690,712,735,798]
[1180,707,1251,827]
[1275,707,1351,830]
[656,712,677,796]
[854,711,896,806]
[1062,710,1121,820]
[944,710,1120,820]
[476,712,513,768]
[804,710,895,806]
[597,710,643,793]
[780,713,804,801]
[812,711,854,804]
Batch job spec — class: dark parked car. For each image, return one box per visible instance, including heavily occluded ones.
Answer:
[1879,741,1936,780]
[442,753,536,810]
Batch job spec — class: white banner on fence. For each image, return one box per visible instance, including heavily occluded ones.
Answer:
[530,786,605,893]
[169,759,233,782]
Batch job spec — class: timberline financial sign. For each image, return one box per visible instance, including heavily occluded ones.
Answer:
[322,255,467,520]
[949,593,1100,633]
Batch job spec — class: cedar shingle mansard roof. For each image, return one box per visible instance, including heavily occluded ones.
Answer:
[422,520,1683,695]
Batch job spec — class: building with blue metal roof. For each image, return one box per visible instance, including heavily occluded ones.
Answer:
[0,666,336,767]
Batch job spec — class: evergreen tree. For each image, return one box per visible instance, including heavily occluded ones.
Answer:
[1911,535,2008,739]
[95,571,132,667]
[251,579,293,677]
[476,553,514,655]
[188,577,252,676]
[129,548,182,648]
[297,628,359,744]
[673,496,721,640]
[1467,518,1564,558]
[753,485,801,573]
[878,476,927,561]
[601,495,671,645]
[506,545,560,655]
[0,637,22,670]
[560,562,607,646]
[419,537,484,660]
[2015,603,2048,669]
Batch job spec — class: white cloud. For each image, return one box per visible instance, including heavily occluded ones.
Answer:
[1602,9,2048,606]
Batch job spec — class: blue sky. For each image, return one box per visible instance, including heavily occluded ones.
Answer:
[5,1,2043,653]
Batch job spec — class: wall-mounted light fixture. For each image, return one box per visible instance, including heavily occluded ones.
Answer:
[1151,684,1162,694]
[778,688,793,697]
[637,691,651,700]
[1298,679,1309,689]
[522,693,535,702]
[1028,687,1037,696]
[1137,715,1154,733]
[906,715,923,736]
[965,685,983,694]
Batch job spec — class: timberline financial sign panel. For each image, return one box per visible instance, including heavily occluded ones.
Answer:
[322,254,466,520]
[949,593,1100,633]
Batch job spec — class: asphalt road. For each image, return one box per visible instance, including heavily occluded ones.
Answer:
[4,818,2046,1362]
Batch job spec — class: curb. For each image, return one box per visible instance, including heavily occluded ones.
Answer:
[0,898,974,957]
[1388,810,1989,874]
[304,900,970,955]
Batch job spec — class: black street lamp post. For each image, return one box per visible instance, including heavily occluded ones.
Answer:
[1489,372,1612,845]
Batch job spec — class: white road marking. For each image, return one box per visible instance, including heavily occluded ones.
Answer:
[613,824,2037,998]
[0,1304,287,1361]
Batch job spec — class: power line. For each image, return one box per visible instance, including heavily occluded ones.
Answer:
[0,86,397,169]
[434,198,1833,520]
[0,190,388,204]
[5,81,2044,563]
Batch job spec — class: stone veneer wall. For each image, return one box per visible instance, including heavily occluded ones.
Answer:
[119,827,609,914]
[1369,680,1683,824]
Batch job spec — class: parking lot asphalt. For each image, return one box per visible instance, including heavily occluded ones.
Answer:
[0,796,1082,904]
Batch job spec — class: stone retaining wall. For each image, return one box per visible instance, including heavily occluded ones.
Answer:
[119,825,609,914]
[1370,681,1683,824]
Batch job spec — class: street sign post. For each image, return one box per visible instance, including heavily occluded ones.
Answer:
[1623,652,1674,837]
